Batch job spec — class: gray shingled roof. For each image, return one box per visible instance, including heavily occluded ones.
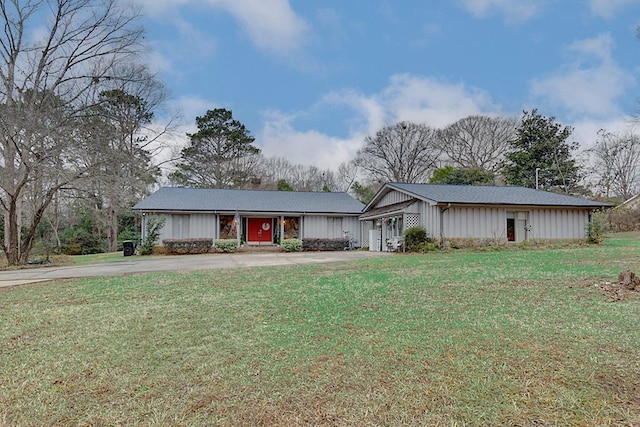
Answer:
[133,187,364,214]
[385,183,610,208]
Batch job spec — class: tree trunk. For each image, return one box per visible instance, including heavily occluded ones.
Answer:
[4,199,20,265]
[108,207,118,252]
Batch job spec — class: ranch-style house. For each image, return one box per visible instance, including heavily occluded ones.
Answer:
[134,184,609,251]
[133,187,365,247]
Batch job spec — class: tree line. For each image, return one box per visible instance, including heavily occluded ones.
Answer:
[0,0,638,265]
[172,107,637,204]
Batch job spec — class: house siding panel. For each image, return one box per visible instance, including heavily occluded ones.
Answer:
[157,214,171,242]
[303,215,361,243]
[417,202,439,238]
[190,213,216,238]
[442,207,504,239]
[155,213,216,242]
[303,216,327,238]
[433,206,589,242]
[379,190,413,206]
[529,208,587,240]
[342,217,361,243]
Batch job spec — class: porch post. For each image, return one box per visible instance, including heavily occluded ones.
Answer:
[280,215,285,244]
[236,213,241,248]
[141,213,147,241]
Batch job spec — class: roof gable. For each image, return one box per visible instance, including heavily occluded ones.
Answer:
[134,187,365,214]
[367,183,610,209]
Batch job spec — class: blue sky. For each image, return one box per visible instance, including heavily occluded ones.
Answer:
[134,0,640,171]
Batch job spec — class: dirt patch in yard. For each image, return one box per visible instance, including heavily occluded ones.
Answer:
[597,270,640,302]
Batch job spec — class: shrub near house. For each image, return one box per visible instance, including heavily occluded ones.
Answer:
[163,238,213,255]
[214,239,239,253]
[302,238,349,251]
[281,239,302,252]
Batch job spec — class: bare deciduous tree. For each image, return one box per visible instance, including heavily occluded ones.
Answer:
[79,65,173,251]
[438,115,517,172]
[588,129,640,201]
[254,156,341,192]
[335,160,358,192]
[0,0,146,264]
[254,156,295,188]
[356,121,442,183]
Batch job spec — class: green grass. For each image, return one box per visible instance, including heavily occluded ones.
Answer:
[1,234,639,426]
[68,251,129,264]
[69,251,167,265]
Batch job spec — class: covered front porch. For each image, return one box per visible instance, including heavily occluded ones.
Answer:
[359,201,420,252]
[217,214,301,246]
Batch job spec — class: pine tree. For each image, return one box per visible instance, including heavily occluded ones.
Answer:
[502,110,583,194]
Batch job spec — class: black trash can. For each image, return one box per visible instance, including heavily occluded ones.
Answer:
[123,241,135,257]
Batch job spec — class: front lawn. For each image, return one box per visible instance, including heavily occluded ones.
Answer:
[1,234,639,425]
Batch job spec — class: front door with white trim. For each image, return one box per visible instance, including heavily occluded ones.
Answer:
[247,218,273,243]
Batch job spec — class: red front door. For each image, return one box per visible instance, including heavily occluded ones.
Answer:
[247,218,273,243]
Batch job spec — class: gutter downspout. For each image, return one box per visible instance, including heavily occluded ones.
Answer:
[440,203,451,248]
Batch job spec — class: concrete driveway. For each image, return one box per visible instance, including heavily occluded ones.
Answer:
[0,251,388,288]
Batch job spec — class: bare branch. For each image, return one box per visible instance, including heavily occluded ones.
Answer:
[438,115,517,172]
[356,121,442,183]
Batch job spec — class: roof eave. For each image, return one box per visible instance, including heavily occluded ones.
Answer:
[133,207,362,216]
[434,201,610,209]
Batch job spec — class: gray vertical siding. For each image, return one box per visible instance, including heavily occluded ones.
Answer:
[150,212,362,245]
[419,202,440,239]
[302,215,361,243]
[438,205,590,241]
[442,206,505,239]
[152,213,216,242]
[379,190,413,206]
[528,208,588,240]
[189,213,217,238]
[156,214,170,242]
[365,188,593,243]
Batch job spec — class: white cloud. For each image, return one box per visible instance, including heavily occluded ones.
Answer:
[321,90,388,136]
[258,74,503,169]
[213,0,309,56]
[324,74,500,130]
[259,111,365,170]
[530,34,635,119]
[134,0,309,57]
[589,0,637,19]
[167,95,215,131]
[572,117,635,150]
[131,0,191,16]
[381,74,500,127]
[153,95,209,165]
[459,0,541,23]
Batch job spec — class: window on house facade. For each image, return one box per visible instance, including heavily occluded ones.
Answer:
[219,215,237,239]
[385,215,404,237]
[284,217,300,239]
